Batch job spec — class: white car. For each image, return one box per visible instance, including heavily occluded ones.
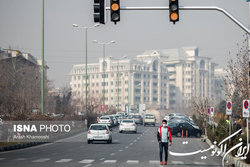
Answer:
[87,124,112,144]
[119,119,137,133]
[98,116,112,127]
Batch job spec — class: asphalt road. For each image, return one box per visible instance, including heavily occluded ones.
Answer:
[0,124,225,167]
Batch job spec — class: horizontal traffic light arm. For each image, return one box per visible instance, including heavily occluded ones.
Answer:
[105,5,249,34]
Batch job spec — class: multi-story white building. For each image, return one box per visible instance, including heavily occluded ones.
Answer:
[214,68,227,102]
[70,46,217,111]
[137,47,217,109]
[70,55,169,112]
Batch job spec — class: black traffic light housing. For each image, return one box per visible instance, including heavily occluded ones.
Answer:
[110,0,120,24]
[169,0,179,24]
[94,0,106,24]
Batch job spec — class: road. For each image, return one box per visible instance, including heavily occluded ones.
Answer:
[0,124,224,167]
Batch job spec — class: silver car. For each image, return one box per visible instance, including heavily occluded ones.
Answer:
[87,124,112,144]
[98,116,113,127]
[119,119,137,133]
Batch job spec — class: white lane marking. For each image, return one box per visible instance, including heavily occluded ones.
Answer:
[127,160,139,164]
[103,160,117,163]
[84,164,92,167]
[133,140,137,142]
[100,158,105,161]
[79,159,95,163]
[32,158,50,162]
[110,153,115,156]
[14,158,27,161]
[55,159,72,163]
[125,146,129,149]
[193,161,206,165]
[0,158,6,160]
[119,149,123,152]
[149,160,158,164]
[171,161,184,165]
[137,137,140,139]
[114,140,119,142]
[129,143,134,145]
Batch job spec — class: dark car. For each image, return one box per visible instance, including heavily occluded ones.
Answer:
[168,122,202,138]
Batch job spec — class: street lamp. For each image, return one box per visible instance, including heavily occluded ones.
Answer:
[110,56,127,113]
[93,40,115,113]
[72,23,100,120]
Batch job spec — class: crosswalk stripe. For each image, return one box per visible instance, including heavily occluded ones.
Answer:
[14,158,27,161]
[32,158,50,162]
[127,160,139,164]
[103,160,117,163]
[55,159,72,163]
[84,164,92,167]
[171,161,184,165]
[79,159,94,164]
[193,161,206,165]
[149,160,158,164]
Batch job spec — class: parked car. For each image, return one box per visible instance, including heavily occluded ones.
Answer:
[132,115,143,125]
[119,119,137,133]
[87,124,112,144]
[144,114,156,126]
[98,116,113,127]
[169,122,202,138]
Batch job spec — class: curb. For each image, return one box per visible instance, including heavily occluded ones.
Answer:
[204,137,249,167]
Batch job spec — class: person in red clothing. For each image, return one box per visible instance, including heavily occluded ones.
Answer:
[157,119,172,165]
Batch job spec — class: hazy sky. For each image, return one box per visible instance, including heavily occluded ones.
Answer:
[0,0,249,88]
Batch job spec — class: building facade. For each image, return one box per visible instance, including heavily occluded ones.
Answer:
[70,56,169,112]
[70,46,217,111]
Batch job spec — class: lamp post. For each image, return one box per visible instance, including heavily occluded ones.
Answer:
[110,56,127,113]
[41,0,45,115]
[72,23,99,118]
[93,40,115,113]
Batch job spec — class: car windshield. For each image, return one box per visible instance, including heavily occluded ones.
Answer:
[145,115,155,118]
[100,117,109,120]
[122,120,134,123]
[90,125,107,130]
[133,115,141,118]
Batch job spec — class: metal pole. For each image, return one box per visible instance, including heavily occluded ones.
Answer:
[229,115,231,144]
[85,28,88,117]
[247,118,249,155]
[103,44,105,112]
[212,117,214,133]
[41,0,45,115]
[106,6,250,34]
[117,59,119,112]
[128,70,130,115]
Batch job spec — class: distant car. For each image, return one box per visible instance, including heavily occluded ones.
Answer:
[119,119,137,133]
[87,124,112,144]
[132,115,143,125]
[144,114,156,126]
[169,122,202,138]
[98,116,113,127]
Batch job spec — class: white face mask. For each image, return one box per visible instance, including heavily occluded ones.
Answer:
[163,124,167,127]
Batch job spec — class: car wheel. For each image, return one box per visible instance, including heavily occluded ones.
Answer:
[119,130,122,133]
[153,124,155,127]
[87,140,91,144]
[144,124,146,127]
[196,133,201,138]
[134,131,137,134]
[176,132,181,137]
[110,139,112,144]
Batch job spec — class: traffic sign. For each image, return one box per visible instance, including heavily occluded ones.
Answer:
[226,100,232,115]
[243,100,249,118]
[100,105,105,112]
[207,108,211,114]
[210,107,214,117]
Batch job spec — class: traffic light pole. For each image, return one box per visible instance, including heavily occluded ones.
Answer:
[105,6,250,34]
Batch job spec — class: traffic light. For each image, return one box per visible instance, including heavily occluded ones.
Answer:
[110,0,120,24]
[93,0,106,24]
[169,0,179,24]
